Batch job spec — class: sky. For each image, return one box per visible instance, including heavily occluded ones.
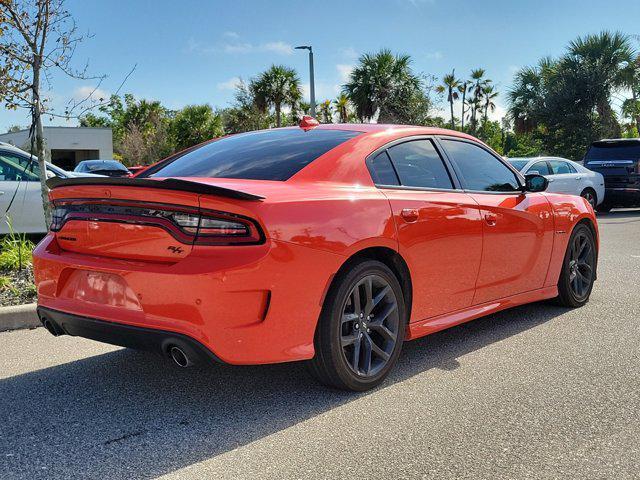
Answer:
[1,0,640,131]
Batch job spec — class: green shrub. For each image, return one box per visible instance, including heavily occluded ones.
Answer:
[0,219,35,271]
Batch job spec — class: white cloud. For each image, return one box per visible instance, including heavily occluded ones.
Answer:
[339,47,358,59]
[336,64,354,83]
[223,31,239,39]
[221,40,294,55]
[261,41,293,55]
[426,51,443,60]
[72,86,109,102]
[217,76,242,91]
[302,81,341,102]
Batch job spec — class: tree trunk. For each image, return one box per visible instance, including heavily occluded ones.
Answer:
[449,88,455,130]
[461,89,466,130]
[275,103,282,128]
[32,61,52,226]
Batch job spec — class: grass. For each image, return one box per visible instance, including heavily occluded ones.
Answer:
[0,218,35,271]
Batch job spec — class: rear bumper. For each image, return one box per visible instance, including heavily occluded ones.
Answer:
[603,187,640,207]
[38,306,223,364]
[33,233,345,365]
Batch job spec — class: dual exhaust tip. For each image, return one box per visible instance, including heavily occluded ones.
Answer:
[168,345,194,368]
[40,312,198,368]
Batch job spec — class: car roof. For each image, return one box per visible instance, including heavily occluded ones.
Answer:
[303,123,480,139]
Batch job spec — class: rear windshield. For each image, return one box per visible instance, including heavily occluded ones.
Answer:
[143,128,362,181]
[585,143,640,162]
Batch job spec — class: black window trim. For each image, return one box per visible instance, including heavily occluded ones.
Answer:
[526,160,552,176]
[365,135,463,192]
[436,136,526,195]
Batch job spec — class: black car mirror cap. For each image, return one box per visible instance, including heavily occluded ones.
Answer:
[524,173,549,193]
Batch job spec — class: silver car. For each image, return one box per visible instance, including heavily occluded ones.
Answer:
[507,156,605,208]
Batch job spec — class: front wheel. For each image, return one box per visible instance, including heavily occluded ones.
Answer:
[308,260,406,391]
[555,224,597,308]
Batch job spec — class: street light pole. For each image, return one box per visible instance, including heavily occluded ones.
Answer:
[295,45,316,117]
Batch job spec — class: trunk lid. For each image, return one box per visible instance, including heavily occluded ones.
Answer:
[47,177,263,262]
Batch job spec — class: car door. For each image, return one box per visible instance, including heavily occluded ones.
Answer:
[526,160,559,192]
[439,138,554,304]
[368,137,484,321]
[0,152,46,234]
[547,159,575,194]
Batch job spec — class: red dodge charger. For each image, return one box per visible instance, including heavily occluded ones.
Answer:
[33,121,598,391]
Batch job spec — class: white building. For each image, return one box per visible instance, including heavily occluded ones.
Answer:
[0,126,113,171]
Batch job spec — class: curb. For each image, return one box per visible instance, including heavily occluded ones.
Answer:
[0,303,40,332]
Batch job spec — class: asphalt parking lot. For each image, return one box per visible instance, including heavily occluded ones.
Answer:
[1,210,639,480]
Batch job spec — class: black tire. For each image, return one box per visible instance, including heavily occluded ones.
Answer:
[308,260,406,391]
[596,203,612,213]
[555,223,597,308]
[580,188,597,209]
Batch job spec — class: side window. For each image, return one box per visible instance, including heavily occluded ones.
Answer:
[528,161,551,176]
[566,163,577,174]
[441,140,520,192]
[386,140,453,189]
[0,154,39,182]
[369,151,399,185]
[549,160,571,174]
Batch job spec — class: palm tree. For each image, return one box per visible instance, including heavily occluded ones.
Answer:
[457,80,471,130]
[482,84,498,124]
[568,31,634,134]
[468,68,487,131]
[250,65,302,127]
[436,69,460,129]
[334,94,350,123]
[343,49,421,123]
[319,100,333,123]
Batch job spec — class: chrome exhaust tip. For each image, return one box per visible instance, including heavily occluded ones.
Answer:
[169,346,193,368]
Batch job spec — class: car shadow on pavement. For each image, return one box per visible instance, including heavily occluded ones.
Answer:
[1,301,568,479]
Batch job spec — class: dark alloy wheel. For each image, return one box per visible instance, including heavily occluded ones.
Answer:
[580,189,597,209]
[556,224,597,307]
[308,260,406,391]
[340,275,400,377]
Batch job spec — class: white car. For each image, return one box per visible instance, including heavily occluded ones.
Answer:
[0,142,103,234]
[507,156,605,208]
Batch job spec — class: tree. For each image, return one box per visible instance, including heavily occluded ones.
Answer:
[220,79,273,134]
[250,65,302,128]
[508,31,636,159]
[343,49,423,123]
[436,69,460,129]
[0,0,108,223]
[318,100,333,123]
[457,80,471,130]
[171,104,223,152]
[333,94,350,123]
[468,68,487,131]
[482,84,498,123]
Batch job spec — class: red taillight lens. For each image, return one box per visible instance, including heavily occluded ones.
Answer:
[50,201,264,246]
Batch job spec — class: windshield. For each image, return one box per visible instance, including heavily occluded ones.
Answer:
[142,128,362,181]
[82,161,128,172]
[507,159,529,171]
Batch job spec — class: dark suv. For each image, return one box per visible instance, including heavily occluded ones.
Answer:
[584,139,640,212]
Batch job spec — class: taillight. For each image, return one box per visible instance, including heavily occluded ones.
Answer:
[50,200,264,246]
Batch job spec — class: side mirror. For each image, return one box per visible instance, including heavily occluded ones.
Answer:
[45,169,56,179]
[524,174,548,192]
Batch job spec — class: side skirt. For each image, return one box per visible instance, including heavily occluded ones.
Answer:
[406,286,558,340]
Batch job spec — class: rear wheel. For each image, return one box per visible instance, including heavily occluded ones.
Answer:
[555,224,596,308]
[580,188,597,209]
[309,260,406,391]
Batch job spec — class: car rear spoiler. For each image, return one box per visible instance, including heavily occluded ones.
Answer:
[46,176,265,201]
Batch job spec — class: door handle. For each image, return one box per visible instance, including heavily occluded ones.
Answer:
[484,213,497,226]
[400,208,419,223]
[575,177,582,180]
[0,191,4,195]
